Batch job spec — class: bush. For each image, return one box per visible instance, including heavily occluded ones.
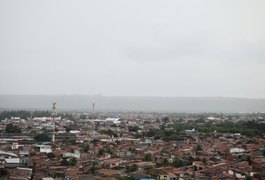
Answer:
[125,164,138,173]
[34,133,51,142]
[98,148,105,156]
[61,157,77,166]
[172,158,183,167]
[99,129,118,137]
[5,124,22,133]
[128,126,140,132]
[144,153,152,161]
[47,153,55,159]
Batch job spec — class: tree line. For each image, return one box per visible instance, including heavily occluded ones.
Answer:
[0,110,75,120]
[139,120,265,141]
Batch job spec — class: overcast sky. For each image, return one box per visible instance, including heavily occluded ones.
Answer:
[0,0,265,98]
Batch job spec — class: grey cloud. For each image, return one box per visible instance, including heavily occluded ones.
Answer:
[123,36,265,63]
[0,0,265,98]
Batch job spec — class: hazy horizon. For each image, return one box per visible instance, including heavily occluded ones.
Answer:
[1,95,265,113]
[1,94,265,100]
[1,1,265,98]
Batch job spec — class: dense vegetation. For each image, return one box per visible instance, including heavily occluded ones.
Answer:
[0,110,31,120]
[141,120,265,142]
[1,110,265,139]
[61,157,77,166]
[125,164,138,173]
[5,123,22,133]
[99,129,118,137]
[170,121,265,136]
[34,133,51,142]
[0,110,75,120]
[128,126,140,132]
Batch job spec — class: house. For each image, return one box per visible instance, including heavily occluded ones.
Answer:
[65,167,79,179]
[134,161,156,170]
[96,168,120,177]
[228,169,246,179]
[158,174,171,180]
[11,142,24,150]
[8,167,33,180]
[19,150,30,167]
[0,150,20,168]
[101,158,123,168]
[35,145,52,153]
[193,161,205,171]
[63,150,81,159]
[229,148,244,154]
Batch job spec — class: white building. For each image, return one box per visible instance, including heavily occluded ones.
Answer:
[63,150,80,159]
[229,148,244,154]
[35,145,52,153]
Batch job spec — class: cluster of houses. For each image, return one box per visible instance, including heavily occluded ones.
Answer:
[0,112,265,180]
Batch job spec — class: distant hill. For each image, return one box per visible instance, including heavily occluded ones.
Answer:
[0,95,265,113]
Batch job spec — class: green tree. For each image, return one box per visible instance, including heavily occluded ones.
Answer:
[125,164,138,173]
[0,110,30,120]
[245,176,252,180]
[128,126,140,132]
[195,144,203,152]
[106,148,113,155]
[163,158,169,167]
[91,139,100,144]
[144,153,152,161]
[187,156,194,166]
[32,111,50,117]
[81,144,89,153]
[172,158,183,167]
[128,147,136,153]
[61,157,77,166]
[70,157,77,166]
[30,152,36,156]
[90,163,99,174]
[47,153,55,159]
[99,129,118,137]
[117,176,136,180]
[34,133,51,142]
[162,116,169,123]
[5,123,22,133]
[79,114,87,119]
[202,158,207,165]
[66,126,73,132]
[98,148,105,156]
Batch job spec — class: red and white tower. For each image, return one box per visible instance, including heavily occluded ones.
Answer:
[52,102,56,143]
[92,102,95,117]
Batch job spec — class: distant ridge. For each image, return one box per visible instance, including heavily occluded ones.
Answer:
[0,95,265,113]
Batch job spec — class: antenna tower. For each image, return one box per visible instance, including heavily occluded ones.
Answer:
[52,102,56,143]
[92,103,96,117]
